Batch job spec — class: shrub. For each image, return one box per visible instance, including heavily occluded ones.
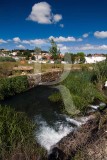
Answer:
[92,61,107,83]
[0,57,16,62]
[63,71,106,113]
[0,76,29,100]
[49,70,107,115]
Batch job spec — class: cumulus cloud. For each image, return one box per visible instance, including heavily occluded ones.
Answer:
[27,2,62,24]
[58,43,107,53]
[16,45,26,49]
[77,38,83,42]
[57,44,71,53]
[53,14,62,23]
[83,33,89,38]
[49,36,76,42]
[49,36,83,42]
[7,39,12,42]
[13,37,21,43]
[0,39,7,44]
[22,39,47,46]
[94,31,107,38]
[74,44,107,50]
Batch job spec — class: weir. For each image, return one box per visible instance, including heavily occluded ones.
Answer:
[27,70,62,88]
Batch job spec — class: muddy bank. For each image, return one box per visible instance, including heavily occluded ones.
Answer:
[48,110,107,160]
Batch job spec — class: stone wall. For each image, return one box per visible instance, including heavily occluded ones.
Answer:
[27,70,62,88]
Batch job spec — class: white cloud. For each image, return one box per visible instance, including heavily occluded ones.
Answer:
[22,39,47,46]
[49,36,83,42]
[17,45,26,49]
[53,14,62,23]
[60,24,64,28]
[57,44,64,48]
[77,38,83,42]
[13,37,21,43]
[0,39,7,44]
[49,36,76,42]
[57,44,71,53]
[97,44,107,50]
[21,40,30,44]
[83,33,89,38]
[74,44,107,50]
[27,2,62,24]
[58,43,107,53]
[94,31,107,38]
[7,39,12,42]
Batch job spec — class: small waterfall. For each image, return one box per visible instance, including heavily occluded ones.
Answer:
[35,114,88,151]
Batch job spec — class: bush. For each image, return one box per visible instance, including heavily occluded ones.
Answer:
[92,61,107,83]
[49,70,107,114]
[0,106,46,159]
[62,71,106,113]
[0,57,16,62]
[0,76,29,100]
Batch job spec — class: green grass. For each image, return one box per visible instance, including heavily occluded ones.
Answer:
[0,106,46,159]
[0,76,29,100]
[49,69,107,115]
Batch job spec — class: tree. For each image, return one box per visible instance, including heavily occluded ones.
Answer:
[64,53,76,64]
[34,47,41,55]
[87,54,92,57]
[71,53,76,64]
[31,55,35,60]
[23,50,31,60]
[49,39,60,60]
[77,52,85,63]
[105,54,107,61]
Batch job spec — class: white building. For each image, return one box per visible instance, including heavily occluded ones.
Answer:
[85,56,106,64]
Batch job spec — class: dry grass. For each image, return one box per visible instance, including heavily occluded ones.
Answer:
[0,61,93,78]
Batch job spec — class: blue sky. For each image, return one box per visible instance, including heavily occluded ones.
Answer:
[0,0,107,53]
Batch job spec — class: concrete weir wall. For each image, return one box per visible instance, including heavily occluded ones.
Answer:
[27,70,62,88]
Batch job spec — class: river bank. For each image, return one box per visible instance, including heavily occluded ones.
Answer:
[48,109,107,160]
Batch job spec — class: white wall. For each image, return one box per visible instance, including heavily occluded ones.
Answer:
[85,56,106,64]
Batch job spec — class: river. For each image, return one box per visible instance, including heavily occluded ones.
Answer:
[0,86,89,151]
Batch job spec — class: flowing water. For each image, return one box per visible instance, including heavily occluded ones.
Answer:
[0,86,87,151]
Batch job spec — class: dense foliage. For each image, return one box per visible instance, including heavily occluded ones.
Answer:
[49,61,107,115]
[0,57,16,62]
[93,61,107,83]
[64,52,85,64]
[62,71,106,112]
[49,39,61,61]
[0,76,29,100]
[0,106,46,159]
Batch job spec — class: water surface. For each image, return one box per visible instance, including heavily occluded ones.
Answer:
[0,86,83,151]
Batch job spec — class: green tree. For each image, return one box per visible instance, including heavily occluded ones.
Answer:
[34,47,41,55]
[64,53,76,64]
[105,54,107,61]
[31,55,35,60]
[77,52,85,63]
[23,50,32,60]
[49,39,60,60]
[71,53,76,64]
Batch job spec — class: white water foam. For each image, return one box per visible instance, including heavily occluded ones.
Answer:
[35,117,74,151]
[35,115,89,151]
[65,117,82,127]
[90,102,106,110]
